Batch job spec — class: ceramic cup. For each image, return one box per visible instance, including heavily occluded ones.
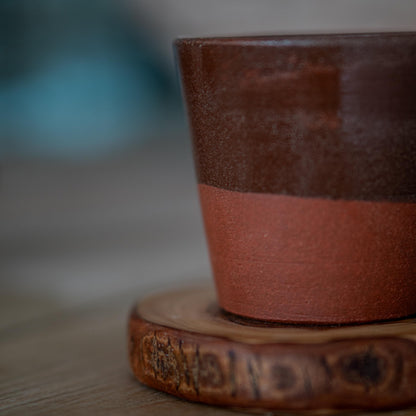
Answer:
[175,33,416,324]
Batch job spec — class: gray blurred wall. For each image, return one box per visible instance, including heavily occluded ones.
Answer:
[127,0,416,66]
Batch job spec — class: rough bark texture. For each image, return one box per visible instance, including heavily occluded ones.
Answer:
[129,288,416,411]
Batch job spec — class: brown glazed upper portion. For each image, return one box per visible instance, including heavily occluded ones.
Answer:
[175,33,416,202]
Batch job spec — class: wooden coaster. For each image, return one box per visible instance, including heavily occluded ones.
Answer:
[128,286,416,412]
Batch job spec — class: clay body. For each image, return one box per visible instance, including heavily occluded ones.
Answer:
[175,33,416,323]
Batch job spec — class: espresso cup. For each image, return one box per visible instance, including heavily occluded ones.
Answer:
[175,33,416,324]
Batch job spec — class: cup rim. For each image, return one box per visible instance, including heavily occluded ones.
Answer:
[174,31,416,47]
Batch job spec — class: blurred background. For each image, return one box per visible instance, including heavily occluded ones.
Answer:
[1,0,416,324]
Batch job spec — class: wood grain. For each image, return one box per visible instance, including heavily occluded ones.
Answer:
[0,292,242,416]
[129,286,416,411]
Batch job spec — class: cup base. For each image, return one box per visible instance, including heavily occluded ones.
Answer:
[199,183,416,324]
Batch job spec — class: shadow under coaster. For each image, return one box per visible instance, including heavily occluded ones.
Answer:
[128,285,416,412]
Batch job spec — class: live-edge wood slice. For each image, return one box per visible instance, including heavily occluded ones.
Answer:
[128,285,416,412]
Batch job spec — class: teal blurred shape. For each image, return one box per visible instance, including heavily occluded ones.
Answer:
[2,53,161,158]
[0,0,177,159]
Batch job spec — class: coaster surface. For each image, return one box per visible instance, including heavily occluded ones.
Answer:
[129,286,416,411]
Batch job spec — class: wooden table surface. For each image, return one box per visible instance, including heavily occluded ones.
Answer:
[0,137,411,415]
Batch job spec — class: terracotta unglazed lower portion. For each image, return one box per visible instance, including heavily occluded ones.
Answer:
[199,184,416,324]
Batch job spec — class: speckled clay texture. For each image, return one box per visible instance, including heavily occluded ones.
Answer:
[176,33,416,323]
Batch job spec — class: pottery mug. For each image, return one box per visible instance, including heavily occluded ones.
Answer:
[175,33,416,324]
